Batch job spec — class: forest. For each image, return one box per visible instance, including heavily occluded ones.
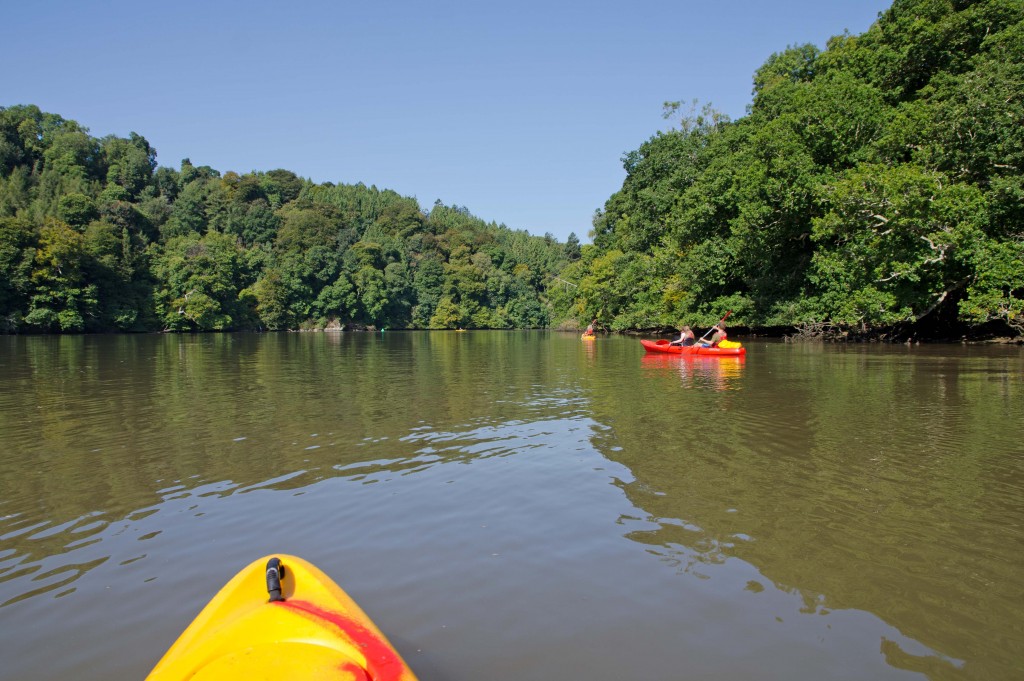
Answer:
[2,0,1022,338]
[0,124,577,333]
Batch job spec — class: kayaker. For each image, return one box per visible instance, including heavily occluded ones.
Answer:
[584,319,597,336]
[701,322,727,347]
[669,325,695,346]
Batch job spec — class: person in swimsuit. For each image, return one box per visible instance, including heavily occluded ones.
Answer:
[669,325,695,346]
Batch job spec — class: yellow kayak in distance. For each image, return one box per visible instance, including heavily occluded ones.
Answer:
[146,554,419,681]
[581,334,596,340]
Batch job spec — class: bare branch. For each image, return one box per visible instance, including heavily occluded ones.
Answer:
[914,278,969,322]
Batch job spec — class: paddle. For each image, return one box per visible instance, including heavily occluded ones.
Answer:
[697,310,732,345]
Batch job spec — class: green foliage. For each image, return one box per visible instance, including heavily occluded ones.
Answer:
[752,43,820,103]
[959,239,1024,332]
[313,274,357,324]
[429,296,461,329]
[809,164,989,324]
[564,232,581,261]
[42,127,100,181]
[574,0,1024,337]
[0,104,567,333]
[0,166,32,217]
[243,269,293,330]
[57,193,98,227]
[597,103,729,254]
[0,216,35,330]
[26,219,98,331]
[101,132,156,199]
[153,232,250,331]
[576,249,631,325]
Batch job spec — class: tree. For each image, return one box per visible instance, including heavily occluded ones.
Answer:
[42,126,100,181]
[429,296,461,329]
[412,257,444,327]
[25,219,97,331]
[0,216,35,330]
[353,265,388,324]
[810,163,987,326]
[959,239,1024,334]
[101,132,156,199]
[153,231,249,330]
[261,169,304,207]
[162,179,209,238]
[245,269,293,330]
[0,166,31,217]
[564,232,581,260]
[313,274,357,324]
[81,219,151,330]
[57,193,98,228]
[576,249,630,325]
[752,43,820,107]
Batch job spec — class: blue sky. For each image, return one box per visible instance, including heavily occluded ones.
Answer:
[4,0,892,242]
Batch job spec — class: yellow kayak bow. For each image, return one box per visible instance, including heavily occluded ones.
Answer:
[146,554,418,681]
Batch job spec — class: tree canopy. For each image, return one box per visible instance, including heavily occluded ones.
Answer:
[567,0,1023,337]
[0,105,569,332]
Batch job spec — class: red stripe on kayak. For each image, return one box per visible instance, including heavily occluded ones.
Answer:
[339,661,371,680]
[274,599,406,681]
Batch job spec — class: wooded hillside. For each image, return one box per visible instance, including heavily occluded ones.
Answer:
[0,112,576,332]
[565,0,1023,338]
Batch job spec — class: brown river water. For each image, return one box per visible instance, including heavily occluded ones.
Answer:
[0,332,1021,680]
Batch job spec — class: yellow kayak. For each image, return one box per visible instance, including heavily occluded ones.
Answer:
[146,555,419,681]
[581,334,596,340]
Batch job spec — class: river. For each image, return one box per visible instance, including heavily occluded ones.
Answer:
[0,332,1021,680]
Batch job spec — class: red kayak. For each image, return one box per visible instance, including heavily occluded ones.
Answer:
[640,339,746,357]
